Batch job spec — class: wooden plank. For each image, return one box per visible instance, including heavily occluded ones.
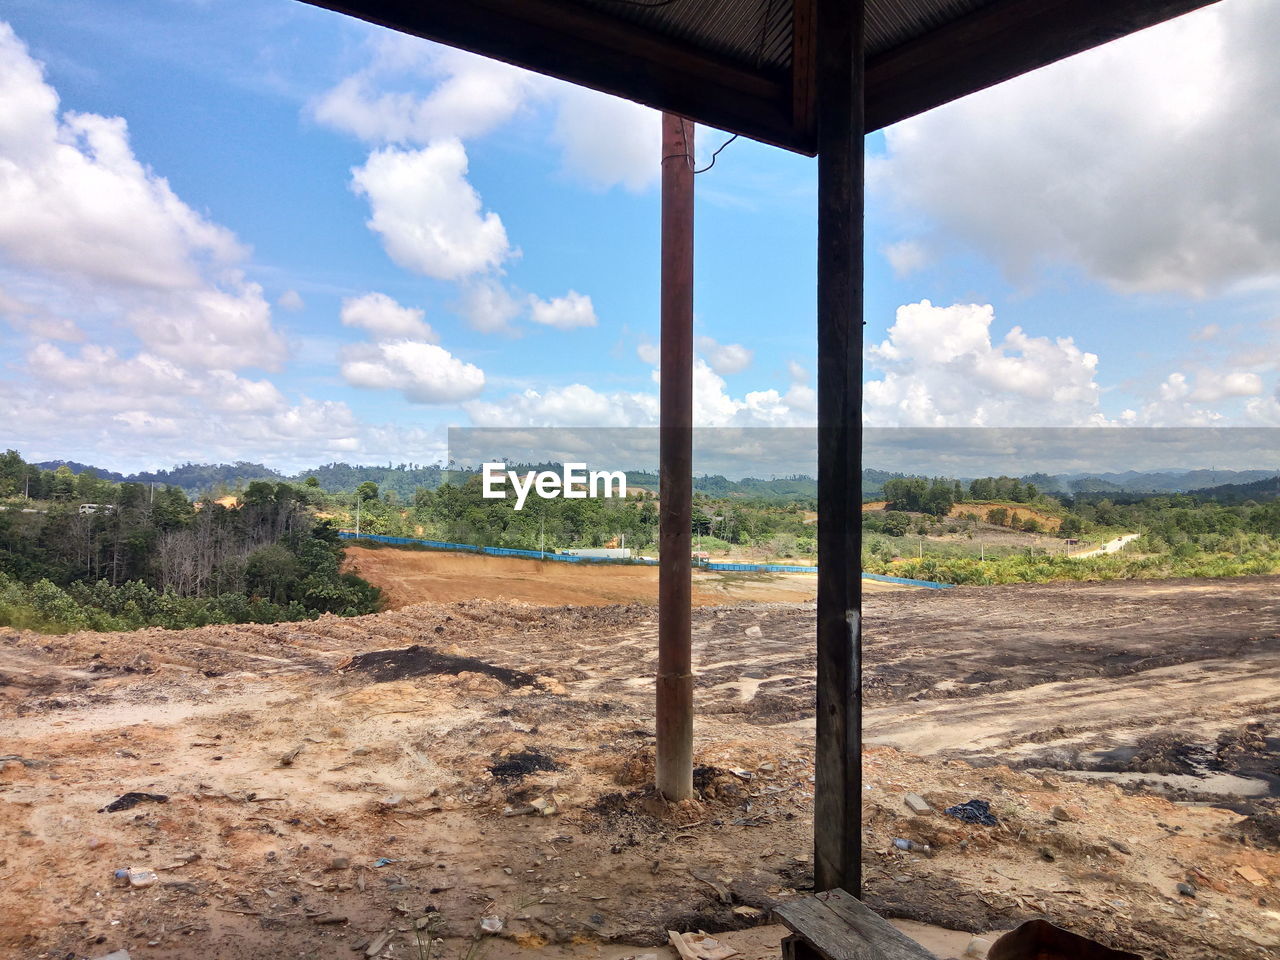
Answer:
[299,0,804,153]
[865,0,1223,130]
[775,890,939,960]
[813,0,863,897]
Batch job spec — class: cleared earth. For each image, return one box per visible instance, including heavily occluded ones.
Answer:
[1,569,1278,959]
[342,543,908,608]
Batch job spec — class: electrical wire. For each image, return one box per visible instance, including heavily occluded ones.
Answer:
[693,134,738,174]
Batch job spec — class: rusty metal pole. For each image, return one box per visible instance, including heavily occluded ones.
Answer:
[814,0,864,895]
[656,112,694,803]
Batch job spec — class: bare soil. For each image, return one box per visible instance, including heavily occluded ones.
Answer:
[343,545,907,609]
[2,576,1279,959]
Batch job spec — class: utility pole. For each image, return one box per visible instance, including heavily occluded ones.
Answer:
[355,494,361,538]
[656,111,694,803]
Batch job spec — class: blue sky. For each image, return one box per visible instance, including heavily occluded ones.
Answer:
[1,0,1279,473]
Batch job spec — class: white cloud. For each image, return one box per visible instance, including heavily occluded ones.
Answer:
[457,277,522,334]
[883,240,928,278]
[277,289,304,311]
[0,24,243,290]
[1188,370,1264,402]
[529,290,597,330]
[863,300,1106,426]
[0,284,80,340]
[467,353,815,430]
[696,335,753,375]
[341,339,485,404]
[636,341,660,366]
[312,38,543,146]
[871,3,1280,296]
[351,140,512,282]
[465,383,658,428]
[549,83,660,192]
[1189,323,1220,342]
[340,291,435,342]
[0,22,285,371]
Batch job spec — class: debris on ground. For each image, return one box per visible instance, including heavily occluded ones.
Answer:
[98,791,168,813]
[668,930,741,960]
[943,799,999,826]
[904,793,932,815]
[337,643,538,687]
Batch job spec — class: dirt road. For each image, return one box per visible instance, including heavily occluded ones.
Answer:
[2,577,1278,959]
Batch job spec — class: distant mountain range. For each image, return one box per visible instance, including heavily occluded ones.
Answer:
[32,458,1280,503]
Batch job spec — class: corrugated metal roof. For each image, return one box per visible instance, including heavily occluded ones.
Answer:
[574,0,794,72]
[571,0,1001,70]
[304,0,1223,152]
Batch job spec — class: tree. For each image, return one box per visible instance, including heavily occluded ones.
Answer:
[357,481,379,502]
[51,465,76,502]
[304,476,320,488]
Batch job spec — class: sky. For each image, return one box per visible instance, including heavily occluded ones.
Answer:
[2,0,1280,474]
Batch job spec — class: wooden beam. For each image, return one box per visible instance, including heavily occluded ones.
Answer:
[865,0,1223,131]
[776,888,939,960]
[301,0,805,152]
[813,0,863,896]
[656,113,695,803]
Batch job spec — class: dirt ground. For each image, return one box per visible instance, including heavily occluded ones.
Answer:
[2,575,1279,960]
[342,545,907,609]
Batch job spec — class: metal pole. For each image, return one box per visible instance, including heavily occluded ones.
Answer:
[814,0,865,895]
[656,111,694,803]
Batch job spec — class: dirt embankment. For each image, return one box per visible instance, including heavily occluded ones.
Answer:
[2,578,1279,959]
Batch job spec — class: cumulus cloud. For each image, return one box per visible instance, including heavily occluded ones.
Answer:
[342,339,485,404]
[863,300,1106,426]
[696,335,753,375]
[312,38,541,145]
[529,290,597,330]
[340,291,435,342]
[457,277,523,334]
[0,21,285,370]
[871,3,1280,296]
[352,140,512,281]
[1188,370,1264,402]
[277,289,304,311]
[883,240,929,278]
[550,83,659,192]
[466,349,814,429]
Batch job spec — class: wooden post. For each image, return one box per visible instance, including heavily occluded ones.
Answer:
[656,111,695,803]
[814,0,864,894]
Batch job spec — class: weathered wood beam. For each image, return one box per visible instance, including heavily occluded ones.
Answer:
[656,112,695,803]
[813,0,864,896]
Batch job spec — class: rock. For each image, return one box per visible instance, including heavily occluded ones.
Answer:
[327,857,351,871]
[963,936,993,958]
[91,952,133,960]
[365,931,394,956]
[1176,882,1197,898]
[1051,805,1076,822]
[744,625,763,638]
[351,747,372,757]
[904,793,932,815]
[1107,838,1132,855]
[127,868,158,889]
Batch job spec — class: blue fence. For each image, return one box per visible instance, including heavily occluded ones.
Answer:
[338,531,657,565]
[340,531,954,588]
